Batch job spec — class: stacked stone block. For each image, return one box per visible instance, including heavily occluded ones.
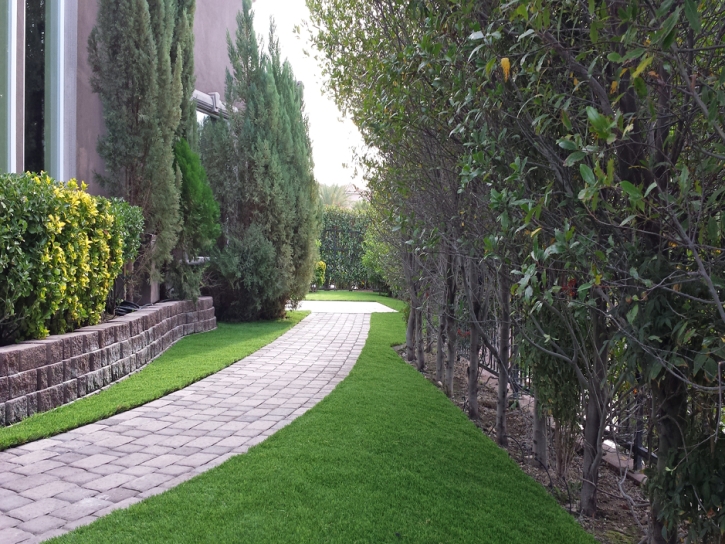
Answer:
[0,297,216,426]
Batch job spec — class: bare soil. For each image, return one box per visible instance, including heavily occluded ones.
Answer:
[396,346,649,544]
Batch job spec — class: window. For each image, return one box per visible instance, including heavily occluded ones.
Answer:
[24,0,45,173]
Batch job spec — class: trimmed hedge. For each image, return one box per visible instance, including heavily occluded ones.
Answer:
[0,172,143,344]
[319,207,370,289]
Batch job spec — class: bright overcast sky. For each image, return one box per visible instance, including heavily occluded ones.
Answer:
[251,0,365,188]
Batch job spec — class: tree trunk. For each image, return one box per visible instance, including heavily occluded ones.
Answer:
[416,307,425,371]
[406,304,416,362]
[648,374,687,544]
[580,305,609,518]
[468,319,480,419]
[580,386,603,517]
[425,303,433,353]
[533,390,548,469]
[496,275,510,447]
[445,311,456,396]
[436,313,445,383]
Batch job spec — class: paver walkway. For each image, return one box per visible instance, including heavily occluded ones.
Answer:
[0,312,371,543]
[297,300,396,313]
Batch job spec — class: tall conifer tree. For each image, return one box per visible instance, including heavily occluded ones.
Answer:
[202,0,319,320]
[89,0,196,284]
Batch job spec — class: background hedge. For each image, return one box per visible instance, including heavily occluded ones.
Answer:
[0,172,143,344]
[319,207,370,289]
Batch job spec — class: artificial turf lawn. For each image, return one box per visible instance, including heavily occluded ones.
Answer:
[305,289,407,311]
[51,312,594,544]
[0,311,308,451]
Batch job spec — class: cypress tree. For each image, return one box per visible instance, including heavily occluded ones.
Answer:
[202,0,319,320]
[88,0,195,287]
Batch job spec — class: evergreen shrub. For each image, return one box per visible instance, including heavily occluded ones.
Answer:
[167,139,221,300]
[314,261,326,287]
[0,172,143,344]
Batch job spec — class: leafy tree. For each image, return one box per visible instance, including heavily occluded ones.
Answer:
[308,0,725,539]
[319,184,350,208]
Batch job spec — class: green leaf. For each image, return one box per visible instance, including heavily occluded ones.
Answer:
[620,215,637,227]
[623,48,646,61]
[627,304,639,324]
[655,8,681,49]
[631,56,653,79]
[633,77,647,98]
[578,282,593,293]
[580,164,596,185]
[684,0,701,32]
[644,181,658,197]
[607,52,623,63]
[558,139,577,151]
[621,181,642,199]
[564,151,586,167]
[561,110,572,130]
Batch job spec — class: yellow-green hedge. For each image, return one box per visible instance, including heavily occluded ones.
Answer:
[0,172,143,343]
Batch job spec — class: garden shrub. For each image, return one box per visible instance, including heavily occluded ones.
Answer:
[0,172,142,344]
[314,261,326,287]
[167,138,221,300]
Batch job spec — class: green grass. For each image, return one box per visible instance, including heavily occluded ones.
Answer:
[305,289,406,311]
[0,311,309,451]
[52,312,593,544]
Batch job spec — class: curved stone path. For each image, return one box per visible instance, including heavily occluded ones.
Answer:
[0,309,380,543]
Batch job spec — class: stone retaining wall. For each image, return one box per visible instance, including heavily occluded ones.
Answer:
[0,297,216,426]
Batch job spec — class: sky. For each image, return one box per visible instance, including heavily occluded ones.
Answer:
[251,0,365,188]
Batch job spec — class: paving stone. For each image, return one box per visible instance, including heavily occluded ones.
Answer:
[62,514,97,531]
[0,527,34,544]
[53,497,113,521]
[0,513,20,530]
[122,473,173,493]
[95,487,138,503]
[17,514,65,535]
[71,454,117,470]
[83,473,136,493]
[13,460,64,476]
[53,486,96,503]
[7,497,69,522]
[142,454,185,468]
[0,493,32,513]
[3,474,58,494]
[20,481,77,501]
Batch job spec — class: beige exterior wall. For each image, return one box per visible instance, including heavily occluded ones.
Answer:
[193,0,241,97]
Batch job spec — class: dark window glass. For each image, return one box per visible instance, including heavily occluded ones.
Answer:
[24,0,44,173]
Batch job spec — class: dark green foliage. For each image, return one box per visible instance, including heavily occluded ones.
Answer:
[88,0,196,287]
[319,206,370,289]
[167,139,220,300]
[108,198,145,265]
[0,172,142,344]
[202,1,319,320]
